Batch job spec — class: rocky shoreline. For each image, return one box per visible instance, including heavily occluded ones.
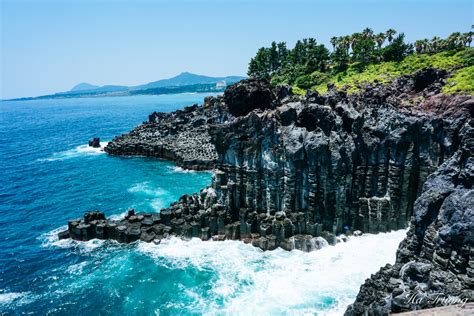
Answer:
[59,69,473,313]
[103,98,228,170]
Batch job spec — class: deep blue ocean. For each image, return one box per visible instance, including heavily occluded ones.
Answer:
[0,94,406,315]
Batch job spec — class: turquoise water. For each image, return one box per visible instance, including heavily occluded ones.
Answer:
[0,94,406,315]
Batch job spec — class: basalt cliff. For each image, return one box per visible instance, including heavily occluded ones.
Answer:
[60,69,473,314]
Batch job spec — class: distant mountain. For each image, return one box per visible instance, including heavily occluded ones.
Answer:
[58,85,129,96]
[8,72,246,101]
[70,83,100,91]
[133,72,245,90]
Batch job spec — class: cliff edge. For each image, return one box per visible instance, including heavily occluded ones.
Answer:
[62,70,472,313]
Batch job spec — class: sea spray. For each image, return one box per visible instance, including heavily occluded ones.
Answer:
[35,222,407,315]
[38,142,109,162]
[136,229,407,315]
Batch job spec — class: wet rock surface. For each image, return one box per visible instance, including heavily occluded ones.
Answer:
[345,119,473,315]
[63,68,473,311]
[88,137,101,148]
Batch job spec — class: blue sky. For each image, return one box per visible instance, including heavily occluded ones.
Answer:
[1,0,472,99]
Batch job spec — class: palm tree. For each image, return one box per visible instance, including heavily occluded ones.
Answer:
[341,36,351,53]
[461,33,469,46]
[431,36,442,52]
[362,27,374,39]
[465,32,473,47]
[350,32,362,51]
[422,39,430,53]
[386,29,397,43]
[375,33,386,49]
[447,32,462,49]
[330,36,339,50]
[414,40,424,53]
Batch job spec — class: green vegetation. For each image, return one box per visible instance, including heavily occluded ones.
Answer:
[314,49,473,94]
[248,29,473,95]
[443,65,474,94]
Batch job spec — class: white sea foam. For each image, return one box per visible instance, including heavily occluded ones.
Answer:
[138,229,407,315]
[168,166,196,173]
[44,223,406,314]
[0,291,37,307]
[40,225,106,253]
[109,210,128,221]
[128,182,169,211]
[38,142,108,162]
[66,261,88,275]
[40,225,70,248]
[127,182,168,196]
[0,292,25,305]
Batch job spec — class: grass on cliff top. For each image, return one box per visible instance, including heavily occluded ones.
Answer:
[305,48,473,95]
[442,65,474,94]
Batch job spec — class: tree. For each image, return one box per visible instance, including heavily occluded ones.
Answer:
[375,33,386,49]
[386,29,397,43]
[290,40,305,65]
[269,41,280,73]
[414,40,424,54]
[248,27,467,82]
[382,33,412,62]
[464,32,473,47]
[350,32,362,52]
[330,36,339,50]
[351,34,376,64]
[362,27,374,39]
[340,36,351,53]
[446,32,463,50]
[248,57,258,77]
[277,42,289,68]
[305,43,330,73]
[247,47,271,77]
[431,36,442,52]
[331,46,350,72]
[422,39,430,53]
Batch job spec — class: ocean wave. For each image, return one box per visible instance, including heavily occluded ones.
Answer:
[168,166,196,173]
[38,142,108,162]
[128,182,169,211]
[138,229,407,315]
[40,225,106,253]
[0,291,37,307]
[109,210,128,221]
[42,223,406,314]
[0,292,26,306]
[127,182,168,196]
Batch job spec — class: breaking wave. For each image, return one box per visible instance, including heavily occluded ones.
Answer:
[38,142,108,162]
[168,166,197,173]
[40,222,406,315]
[127,182,170,211]
[137,229,407,315]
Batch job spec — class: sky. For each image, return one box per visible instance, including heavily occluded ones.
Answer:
[1,0,472,99]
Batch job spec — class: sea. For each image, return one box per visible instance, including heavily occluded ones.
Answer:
[0,93,407,315]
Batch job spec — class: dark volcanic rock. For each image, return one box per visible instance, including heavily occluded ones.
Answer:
[413,67,447,92]
[345,120,473,315]
[65,69,473,313]
[223,78,277,117]
[104,96,230,170]
[88,137,100,148]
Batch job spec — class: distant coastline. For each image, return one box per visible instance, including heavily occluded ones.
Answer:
[5,72,245,101]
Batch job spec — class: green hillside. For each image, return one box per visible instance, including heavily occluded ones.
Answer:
[311,48,473,94]
[247,29,473,96]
